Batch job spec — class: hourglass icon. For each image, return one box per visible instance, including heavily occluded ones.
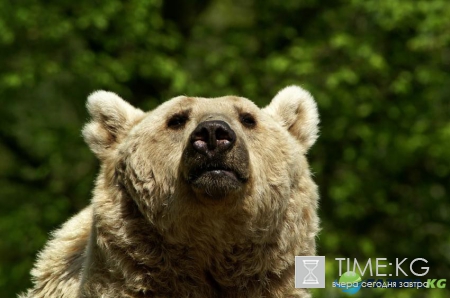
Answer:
[302,259,319,284]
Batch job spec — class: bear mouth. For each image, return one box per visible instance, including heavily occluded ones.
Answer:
[186,162,248,198]
[188,163,247,184]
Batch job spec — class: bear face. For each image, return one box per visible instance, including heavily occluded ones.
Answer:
[124,95,255,203]
[82,87,319,249]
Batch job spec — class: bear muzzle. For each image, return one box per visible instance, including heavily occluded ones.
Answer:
[183,120,249,199]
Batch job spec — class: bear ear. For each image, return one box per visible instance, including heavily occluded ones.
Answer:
[82,91,145,159]
[263,85,319,150]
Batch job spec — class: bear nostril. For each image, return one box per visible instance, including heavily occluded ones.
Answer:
[190,120,236,155]
[216,127,231,141]
[215,126,235,149]
[193,139,208,152]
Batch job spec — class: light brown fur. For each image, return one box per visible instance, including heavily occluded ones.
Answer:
[21,86,320,298]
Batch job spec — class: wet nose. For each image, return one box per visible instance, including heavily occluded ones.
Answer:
[190,120,236,155]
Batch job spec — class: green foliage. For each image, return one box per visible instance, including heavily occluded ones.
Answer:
[0,0,449,296]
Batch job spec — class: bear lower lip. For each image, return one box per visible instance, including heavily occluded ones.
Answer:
[207,169,237,179]
[193,168,242,183]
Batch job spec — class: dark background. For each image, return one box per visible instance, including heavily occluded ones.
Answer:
[1,0,449,297]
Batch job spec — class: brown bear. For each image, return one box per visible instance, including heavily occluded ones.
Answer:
[21,86,320,298]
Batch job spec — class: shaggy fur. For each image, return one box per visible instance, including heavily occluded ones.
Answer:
[21,86,320,298]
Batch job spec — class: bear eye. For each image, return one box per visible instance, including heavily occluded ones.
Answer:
[240,113,256,128]
[167,113,189,129]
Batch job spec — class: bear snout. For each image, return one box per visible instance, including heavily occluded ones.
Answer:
[190,120,236,157]
[182,120,249,199]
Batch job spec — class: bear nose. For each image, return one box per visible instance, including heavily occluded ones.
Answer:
[190,120,236,155]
